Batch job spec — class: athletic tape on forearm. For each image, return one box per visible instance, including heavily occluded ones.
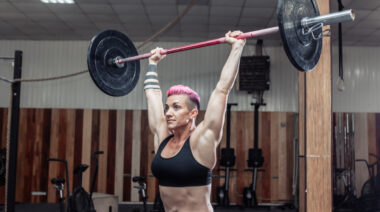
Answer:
[144,64,160,90]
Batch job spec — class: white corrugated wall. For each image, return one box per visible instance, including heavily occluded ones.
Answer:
[332,46,380,112]
[1,40,379,112]
[0,40,298,111]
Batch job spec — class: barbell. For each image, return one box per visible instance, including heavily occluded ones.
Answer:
[87,0,355,96]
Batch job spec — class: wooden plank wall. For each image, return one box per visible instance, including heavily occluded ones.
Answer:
[0,108,8,204]
[0,108,297,204]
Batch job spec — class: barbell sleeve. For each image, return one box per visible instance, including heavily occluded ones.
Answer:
[301,9,355,29]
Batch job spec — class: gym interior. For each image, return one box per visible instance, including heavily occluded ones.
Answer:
[0,0,379,211]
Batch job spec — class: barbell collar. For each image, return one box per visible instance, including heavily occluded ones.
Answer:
[301,9,355,29]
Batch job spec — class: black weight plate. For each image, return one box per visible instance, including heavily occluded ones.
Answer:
[87,30,140,96]
[277,0,322,72]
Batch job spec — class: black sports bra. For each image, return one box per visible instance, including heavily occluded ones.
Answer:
[151,135,212,187]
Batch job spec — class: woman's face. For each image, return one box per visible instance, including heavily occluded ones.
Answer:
[164,94,195,130]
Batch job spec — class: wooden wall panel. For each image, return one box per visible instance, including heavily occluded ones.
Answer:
[81,109,93,192]
[39,109,52,203]
[64,109,76,203]
[277,113,287,200]
[130,110,141,201]
[97,110,108,193]
[106,110,117,194]
[276,112,294,201]
[114,110,126,202]
[30,109,42,203]
[270,112,279,202]
[16,108,32,202]
[46,109,59,203]
[268,113,282,200]
[6,108,370,206]
[31,109,48,203]
[145,125,156,203]
[235,111,254,205]
[139,110,153,202]
[90,109,100,192]
[285,113,295,201]
[73,109,83,193]
[3,107,380,206]
[353,113,369,196]
[123,110,133,201]
[228,110,238,204]
[0,108,7,148]
[258,112,271,202]
[367,114,377,167]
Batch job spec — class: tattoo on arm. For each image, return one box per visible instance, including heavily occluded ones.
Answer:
[144,64,160,90]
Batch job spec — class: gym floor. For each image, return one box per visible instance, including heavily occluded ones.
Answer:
[0,203,298,212]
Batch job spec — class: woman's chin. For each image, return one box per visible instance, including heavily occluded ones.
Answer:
[167,124,176,131]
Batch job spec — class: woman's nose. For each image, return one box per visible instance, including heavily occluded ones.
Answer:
[165,108,173,116]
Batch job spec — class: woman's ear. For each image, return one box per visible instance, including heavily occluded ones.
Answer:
[190,109,198,119]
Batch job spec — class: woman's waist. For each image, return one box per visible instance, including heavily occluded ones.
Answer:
[159,184,211,206]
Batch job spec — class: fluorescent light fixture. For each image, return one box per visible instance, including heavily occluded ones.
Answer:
[41,0,74,3]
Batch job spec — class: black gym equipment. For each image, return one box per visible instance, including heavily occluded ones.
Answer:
[87,0,354,96]
[5,50,22,212]
[70,164,96,212]
[355,154,380,211]
[49,151,103,212]
[90,151,104,199]
[51,177,66,212]
[241,39,268,208]
[243,102,266,208]
[48,158,71,212]
[132,176,164,212]
[216,103,238,207]
[132,176,148,212]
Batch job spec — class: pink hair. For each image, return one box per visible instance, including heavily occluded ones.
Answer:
[167,85,200,110]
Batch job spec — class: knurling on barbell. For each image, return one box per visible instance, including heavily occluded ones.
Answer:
[87,0,355,97]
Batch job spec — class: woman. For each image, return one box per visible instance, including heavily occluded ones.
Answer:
[144,31,246,212]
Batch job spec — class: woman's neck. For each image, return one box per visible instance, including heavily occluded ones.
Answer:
[171,121,196,143]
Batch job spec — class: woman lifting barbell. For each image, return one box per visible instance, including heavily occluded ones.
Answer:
[144,30,245,212]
